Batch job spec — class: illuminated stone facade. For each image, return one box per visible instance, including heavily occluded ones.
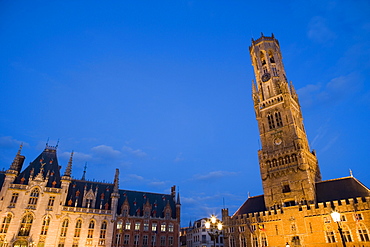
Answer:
[0,145,180,247]
[222,34,370,247]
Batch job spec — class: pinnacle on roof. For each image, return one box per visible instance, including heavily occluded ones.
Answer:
[63,151,73,177]
[9,143,23,172]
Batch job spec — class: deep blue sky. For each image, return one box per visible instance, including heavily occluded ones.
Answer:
[1,1,369,226]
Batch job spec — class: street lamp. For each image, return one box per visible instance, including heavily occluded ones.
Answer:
[205,215,223,247]
[331,211,346,247]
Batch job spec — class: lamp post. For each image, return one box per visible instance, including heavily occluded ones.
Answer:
[331,211,346,247]
[205,215,223,247]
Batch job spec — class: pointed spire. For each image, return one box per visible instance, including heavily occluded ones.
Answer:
[10,143,23,171]
[81,162,87,180]
[114,168,119,193]
[64,151,73,177]
[350,169,353,177]
[176,191,181,205]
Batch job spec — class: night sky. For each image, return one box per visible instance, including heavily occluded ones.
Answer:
[1,1,369,226]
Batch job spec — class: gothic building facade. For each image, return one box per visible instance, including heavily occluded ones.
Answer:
[222,34,370,246]
[0,145,180,247]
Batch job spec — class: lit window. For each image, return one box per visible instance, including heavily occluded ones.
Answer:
[116,220,122,229]
[0,213,12,233]
[40,216,50,235]
[60,219,69,237]
[135,222,140,230]
[74,219,82,238]
[18,214,33,236]
[125,221,131,230]
[152,223,157,232]
[161,223,166,232]
[87,220,95,238]
[168,223,174,232]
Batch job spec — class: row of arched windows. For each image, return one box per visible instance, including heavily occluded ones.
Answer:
[325,223,369,243]
[260,51,275,66]
[0,213,108,245]
[266,154,298,168]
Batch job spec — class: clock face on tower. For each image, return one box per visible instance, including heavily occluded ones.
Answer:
[261,72,271,82]
[274,138,282,145]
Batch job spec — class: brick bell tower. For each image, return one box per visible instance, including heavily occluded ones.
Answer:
[250,34,321,209]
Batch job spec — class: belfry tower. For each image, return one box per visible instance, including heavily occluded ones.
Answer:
[250,34,321,209]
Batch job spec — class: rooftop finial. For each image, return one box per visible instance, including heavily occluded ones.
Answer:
[350,169,353,177]
[56,139,60,149]
[81,162,87,180]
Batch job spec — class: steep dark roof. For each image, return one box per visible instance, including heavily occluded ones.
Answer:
[66,179,115,209]
[118,189,177,218]
[316,176,370,202]
[14,147,62,188]
[233,195,265,216]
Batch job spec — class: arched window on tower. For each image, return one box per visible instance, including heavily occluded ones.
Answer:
[266,160,271,168]
[260,51,266,66]
[268,51,275,63]
[267,114,275,129]
[275,112,283,127]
